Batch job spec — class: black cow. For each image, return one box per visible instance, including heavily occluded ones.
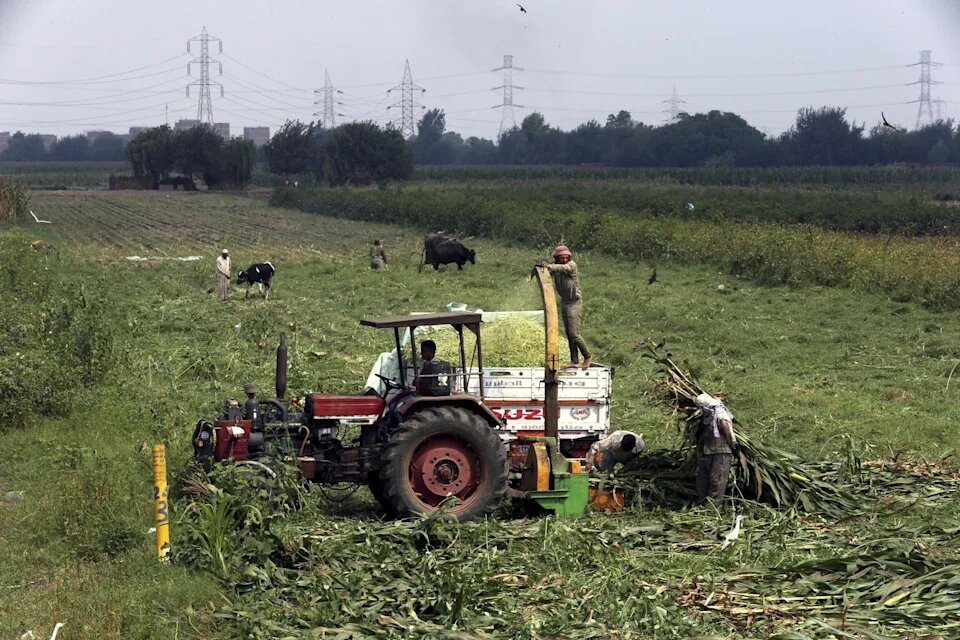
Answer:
[237,262,275,299]
[419,233,476,272]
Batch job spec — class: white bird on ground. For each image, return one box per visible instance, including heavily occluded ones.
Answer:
[29,210,51,224]
[234,322,242,333]
[719,514,744,550]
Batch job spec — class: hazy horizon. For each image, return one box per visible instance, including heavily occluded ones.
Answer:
[1,0,959,141]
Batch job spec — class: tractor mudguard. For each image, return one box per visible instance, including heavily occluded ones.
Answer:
[396,394,504,430]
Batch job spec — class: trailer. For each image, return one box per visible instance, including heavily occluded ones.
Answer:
[364,310,613,466]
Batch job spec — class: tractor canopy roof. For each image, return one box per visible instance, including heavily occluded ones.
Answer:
[360,311,482,331]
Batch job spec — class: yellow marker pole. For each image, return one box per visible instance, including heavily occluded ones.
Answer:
[151,444,171,560]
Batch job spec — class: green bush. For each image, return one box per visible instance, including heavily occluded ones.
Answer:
[0,237,123,428]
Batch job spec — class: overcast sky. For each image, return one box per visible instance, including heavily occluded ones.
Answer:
[1,0,959,141]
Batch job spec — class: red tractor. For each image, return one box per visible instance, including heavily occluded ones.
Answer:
[192,312,511,521]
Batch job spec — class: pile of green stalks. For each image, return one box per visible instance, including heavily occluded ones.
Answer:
[610,345,863,516]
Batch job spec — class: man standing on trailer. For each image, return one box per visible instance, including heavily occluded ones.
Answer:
[216,249,231,301]
[694,393,738,503]
[541,244,593,369]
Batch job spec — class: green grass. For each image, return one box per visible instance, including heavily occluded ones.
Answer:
[0,161,128,189]
[0,190,958,638]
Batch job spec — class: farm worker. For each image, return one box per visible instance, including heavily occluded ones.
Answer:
[417,340,452,396]
[540,245,593,369]
[586,430,645,473]
[216,249,231,301]
[370,239,387,270]
[694,393,738,503]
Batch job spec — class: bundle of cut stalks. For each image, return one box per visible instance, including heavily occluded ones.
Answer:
[613,345,862,516]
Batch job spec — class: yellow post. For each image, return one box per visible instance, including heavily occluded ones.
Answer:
[151,444,171,560]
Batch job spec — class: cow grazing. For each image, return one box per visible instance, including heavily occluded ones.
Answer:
[237,262,276,299]
[419,233,476,272]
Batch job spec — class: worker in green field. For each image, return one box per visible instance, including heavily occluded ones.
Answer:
[694,393,738,503]
[540,244,593,369]
[586,430,645,473]
[416,339,452,396]
[370,239,387,270]
[216,248,231,301]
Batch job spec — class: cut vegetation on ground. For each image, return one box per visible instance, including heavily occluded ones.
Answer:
[1,179,958,639]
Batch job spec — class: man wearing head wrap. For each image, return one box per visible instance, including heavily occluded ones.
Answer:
[216,249,231,301]
[694,393,738,503]
[540,244,593,369]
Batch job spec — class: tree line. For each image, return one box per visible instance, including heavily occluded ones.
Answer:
[0,131,127,162]
[5,104,959,177]
[410,106,960,168]
[125,125,256,188]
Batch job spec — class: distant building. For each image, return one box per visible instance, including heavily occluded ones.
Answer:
[39,135,57,150]
[128,126,151,138]
[85,130,113,143]
[174,119,200,132]
[213,122,230,138]
[243,126,270,147]
[0,131,10,154]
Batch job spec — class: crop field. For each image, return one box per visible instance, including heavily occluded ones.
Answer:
[0,161,128,189]
[1,186,959,639]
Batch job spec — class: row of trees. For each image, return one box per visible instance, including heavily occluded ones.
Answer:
[264,121,412,185]
[410,107,960,168]
[126,125,256,188]
[0,131,127,162]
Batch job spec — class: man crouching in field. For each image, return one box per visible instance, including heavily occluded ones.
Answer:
[216,249,231,300]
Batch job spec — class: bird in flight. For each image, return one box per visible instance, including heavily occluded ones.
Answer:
[881,112,900,132]
[648,268,658,285]
[516,3,527,12]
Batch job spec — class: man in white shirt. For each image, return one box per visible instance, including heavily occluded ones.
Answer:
[216,249,231,300]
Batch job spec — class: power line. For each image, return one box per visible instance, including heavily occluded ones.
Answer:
[220,52,313,94]
[0,53,188,86]
[523,63,914,81]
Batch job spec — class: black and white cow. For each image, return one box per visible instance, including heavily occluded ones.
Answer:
[237,262,275,299]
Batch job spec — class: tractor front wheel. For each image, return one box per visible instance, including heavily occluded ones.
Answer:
[379,406,507,521]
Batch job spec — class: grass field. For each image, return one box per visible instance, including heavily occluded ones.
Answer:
[0,161,128,189]
[1,189,958,639]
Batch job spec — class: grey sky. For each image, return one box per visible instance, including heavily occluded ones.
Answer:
[0,0,958,141]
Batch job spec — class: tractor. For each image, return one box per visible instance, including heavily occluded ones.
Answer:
[192,267,594,521]
[193,311,511,521]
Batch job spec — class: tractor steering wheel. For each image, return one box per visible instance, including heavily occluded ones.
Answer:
[374,373,403,394]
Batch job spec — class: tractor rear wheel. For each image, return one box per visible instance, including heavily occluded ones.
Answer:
[379,406,508,522]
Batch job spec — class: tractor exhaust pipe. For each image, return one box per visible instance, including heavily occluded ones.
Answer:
[276,333,287,401]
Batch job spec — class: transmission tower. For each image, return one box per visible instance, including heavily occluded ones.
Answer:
[909,50,941,129]
[493,55,523,135]
[314,70,341,129]
[186,26,224,125]
[663,86,686,122]
[934,99,946,122]
[387,59,425,139]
